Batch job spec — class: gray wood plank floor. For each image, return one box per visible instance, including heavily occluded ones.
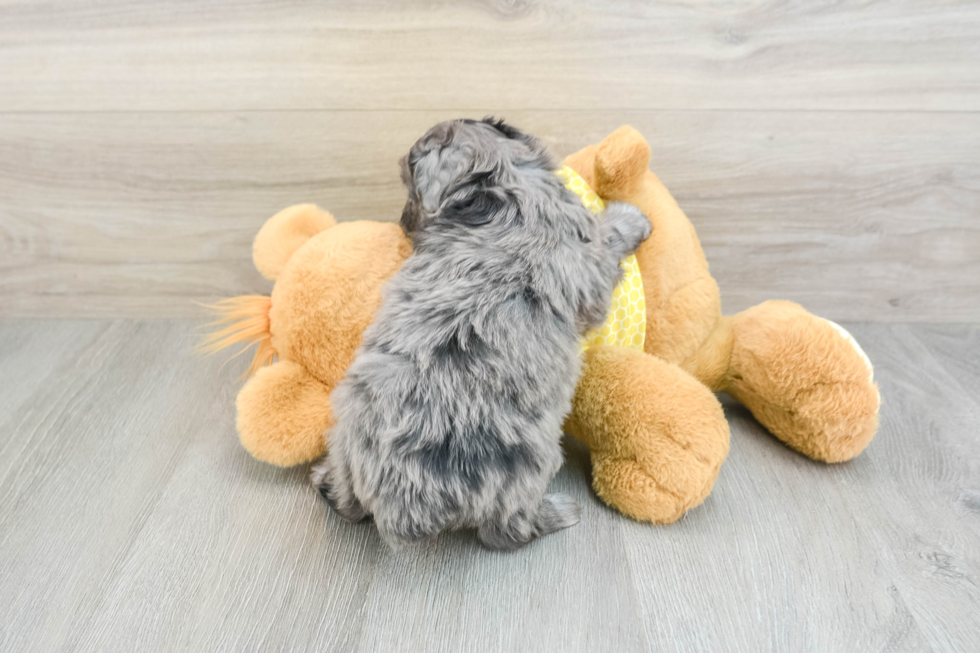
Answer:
[1,320,977,652]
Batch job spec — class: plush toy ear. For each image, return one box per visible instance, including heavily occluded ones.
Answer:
[595,125,651,200]
[253,204,335,280]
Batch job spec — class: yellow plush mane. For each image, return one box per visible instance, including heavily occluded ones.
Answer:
[556,166,646,352]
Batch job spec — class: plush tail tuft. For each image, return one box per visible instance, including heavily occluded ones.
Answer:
[198,295,275,377]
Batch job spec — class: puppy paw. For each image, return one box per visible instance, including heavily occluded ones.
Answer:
[539,493,582,533]
[309,456,330,490]
[477,494,581,550]
[602,202,652,256]
[309,457,342,512]
[310,456,369,523]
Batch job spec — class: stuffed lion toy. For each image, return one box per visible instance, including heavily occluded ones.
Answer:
[204,126,880,524]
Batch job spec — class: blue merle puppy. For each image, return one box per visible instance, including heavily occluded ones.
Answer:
[310,118,651,550]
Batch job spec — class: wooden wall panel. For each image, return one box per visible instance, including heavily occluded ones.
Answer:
[1,111,977,319]
[1,0,978,112]
[0,0,977,319]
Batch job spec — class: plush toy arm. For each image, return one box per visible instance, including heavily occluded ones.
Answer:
[566,345,730,523]
[253,204,336,281]
[721,301,880,462]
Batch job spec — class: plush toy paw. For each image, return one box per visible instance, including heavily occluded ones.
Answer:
[590,454,722,525]
[725,301,880,462]
[567,345,730,523]
[236,359,334,466]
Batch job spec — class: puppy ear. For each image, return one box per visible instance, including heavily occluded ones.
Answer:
[399,153,412,187]
[440,188,503,228]
[481,116,525,141]
[400,197,422,235]
[481,116,555,171]
[411,144,471,213]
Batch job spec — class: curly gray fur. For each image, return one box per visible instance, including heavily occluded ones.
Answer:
[311,118,651,550]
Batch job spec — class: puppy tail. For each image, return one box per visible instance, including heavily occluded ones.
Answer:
[196,295,276,377]
[374,503,451,550]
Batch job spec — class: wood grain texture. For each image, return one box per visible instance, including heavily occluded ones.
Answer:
[1,320,978,652]
[1,0,978,319]
[1,0,979,112]
[2,111,978,320]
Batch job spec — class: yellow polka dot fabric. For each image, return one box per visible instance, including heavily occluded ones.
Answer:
[555,166,646,352]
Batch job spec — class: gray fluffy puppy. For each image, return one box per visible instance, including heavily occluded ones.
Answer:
[310,118,651,550]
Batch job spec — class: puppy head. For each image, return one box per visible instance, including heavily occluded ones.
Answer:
[399,118,553,237]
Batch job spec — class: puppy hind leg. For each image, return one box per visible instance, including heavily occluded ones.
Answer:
[310,454,369,523]
[478,493,582,551]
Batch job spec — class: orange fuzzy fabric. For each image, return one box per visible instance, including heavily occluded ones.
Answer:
[267,221,412,387]
[721,301,880,462]
[564,345,728,523]
[564,127,879,522]
[253,204,336,280]
[237,360,334,466]
[206,127,879,525]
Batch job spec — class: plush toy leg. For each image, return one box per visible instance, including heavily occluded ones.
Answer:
[566,346,730,524]
[724,301,880,463]
[235,359,334,467]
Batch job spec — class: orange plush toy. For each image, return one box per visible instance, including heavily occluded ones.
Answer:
[205,126,880,524]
